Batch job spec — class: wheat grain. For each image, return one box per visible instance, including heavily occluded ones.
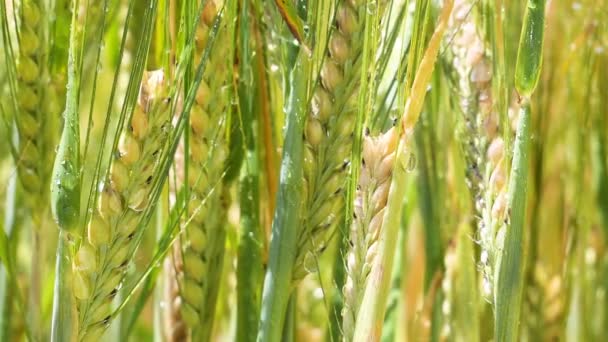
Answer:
[72,69,171,340]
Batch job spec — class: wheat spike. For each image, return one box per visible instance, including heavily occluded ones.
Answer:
[72,69,171,340]
[444,0,508,301]
[16,0,60,222]
[164,1,232,339]
[342,127,398,341]
[294,0,371,280]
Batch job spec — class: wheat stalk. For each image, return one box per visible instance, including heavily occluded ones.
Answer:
[72,69,172,340]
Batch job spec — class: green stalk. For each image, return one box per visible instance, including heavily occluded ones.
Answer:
[51,230,76,341]
[329,227,347,342]
[237,1,263,340]
[282,295,296,342]
[257,45,309,342]
[50,0,83,339]
[494,0,546,338]
[0,174,17,341]
[493,103,532,342]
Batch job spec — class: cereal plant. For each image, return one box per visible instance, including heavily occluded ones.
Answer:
[0,0,607,341]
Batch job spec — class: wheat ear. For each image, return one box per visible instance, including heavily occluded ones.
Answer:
[72,69,171,341]
[294,0,370,280]
[444,0,508,301]
[15,0,60,221]
[166,1,232,339]
[342,127,398,341]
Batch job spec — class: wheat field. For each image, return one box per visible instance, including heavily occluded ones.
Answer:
[0,0,607,341]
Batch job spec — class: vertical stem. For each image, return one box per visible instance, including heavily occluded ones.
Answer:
[494,103,532,342]
[328,226,347,342]
[237,1,263,340]
[282,294,296,342]
[0,173,18,340]
[29,228,41,341]
[257,55,308,342]
[51,230,76,341]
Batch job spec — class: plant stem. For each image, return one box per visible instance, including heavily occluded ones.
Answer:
[51,230,76,341]
[257,52,308,342]
[494,103,532,342]
[0,173,18,341]
[328,227,347,342]
[237,0,263,338]
[282,294,296,342]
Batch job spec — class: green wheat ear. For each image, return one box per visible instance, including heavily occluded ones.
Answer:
[167,1,234,339]
[294,0,382,281]
[74,69,172,341]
